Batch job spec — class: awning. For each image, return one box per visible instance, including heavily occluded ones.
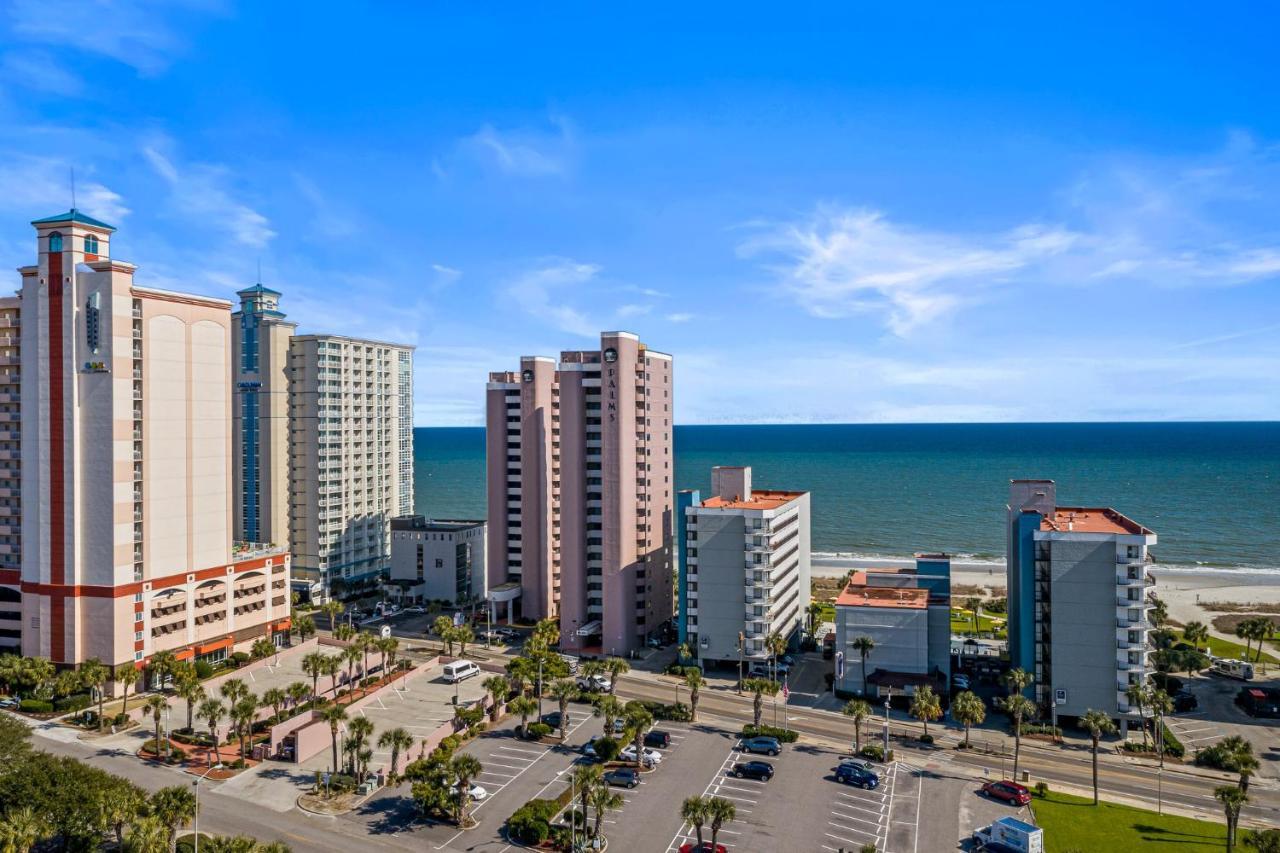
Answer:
[576,620,602,637]
[173,648,195,662]
[272,618,292,632]
[196,637,233,654]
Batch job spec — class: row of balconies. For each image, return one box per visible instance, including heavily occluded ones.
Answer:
[233,584,266,598]
[151,620,187,637]
[233,601,266,616]
[194,611,226,626]
[150,602,184,618]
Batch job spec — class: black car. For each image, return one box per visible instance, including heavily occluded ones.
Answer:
[604,767,640,788]
[732,760,775,781]
[541,711,571,729]
[1172,690,1198,712]
[645,730,671,749]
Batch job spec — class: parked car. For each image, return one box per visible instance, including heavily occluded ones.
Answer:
[542,711,571,729]
[558,653,580,674]
[981,780,1032,806]
[1236,687,1280,718]
[835,763,879,789]
[404,605,426,614]
[1172,689,1198,712]
[732,760,775,781]
[581,736,602,759]
[604,767,640,788]
[441,660,481,683]
[747,663,771,679]
[620,745,663,765]
[679,844,728,853]
[576,674,612,693]
[837,757,876,773]
[972,816,1043,853]
[738,736,782,756]
[644,730,672,749]
[0,698,18,709]
[453,782,488,802]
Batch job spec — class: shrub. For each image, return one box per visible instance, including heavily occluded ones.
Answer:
[741,724,799,743]
[1195,741,1244,771]
[1120,741,1152,754]
[18,699,54,714]
[54,694,92,713]
[1033,781,1049,798]
[507,797,560,844]
[194,660,215,679]
[439,735,461,755]
[359,676,379,689]
[859,744,894,762]
[594,736,622,762]
[1018,723,1062,737]
[1151,672,1183,693]
[1162,724,1185,759]
[525,722,553,740]
[113,712,129,727]
[328,773,358,793]
[918,733,934,744]
[230,652,251,667]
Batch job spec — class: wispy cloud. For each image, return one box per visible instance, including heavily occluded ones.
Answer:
[143,138,275,248]
[666,312,694,323]
[4,0,221,76]
[1,50,83,96]
[460,114,575,178]
[0,154,129,222]
[504,258,601,337]
[292,173,357,239]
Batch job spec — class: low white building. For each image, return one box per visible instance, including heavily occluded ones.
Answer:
[389,517,487,605]
[683,466,810,668]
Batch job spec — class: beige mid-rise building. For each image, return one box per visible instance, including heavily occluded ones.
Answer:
[486,331,674,655]
[16,210,291,678]
[0,297,19,652]
[288,335,414,596]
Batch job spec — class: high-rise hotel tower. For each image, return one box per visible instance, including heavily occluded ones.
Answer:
[486,332,674,655]
[13,210,290,675]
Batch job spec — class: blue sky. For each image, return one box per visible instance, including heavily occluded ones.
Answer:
[2,2,1278,425]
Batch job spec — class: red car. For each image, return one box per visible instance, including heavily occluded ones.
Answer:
[679,845,728,853]
[981,780,1031,805]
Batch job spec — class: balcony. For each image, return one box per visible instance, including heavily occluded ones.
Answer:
[1116,595,1153,609]
[1116,616,1153,630]
[1116,634,1145,650]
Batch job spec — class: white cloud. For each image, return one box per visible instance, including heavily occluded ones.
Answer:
[1,50,83,96]
[615,303,651,319]
[461,115,575,178]
[503,258,601,337]
[143,139,275,248]
[666,312,694,323]
[432,263,462,282]
[4,0,220,76]
[742,207,1078,335]
[0,154,129,223]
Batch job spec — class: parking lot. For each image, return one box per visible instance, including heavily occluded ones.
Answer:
[1164,673,1280,781]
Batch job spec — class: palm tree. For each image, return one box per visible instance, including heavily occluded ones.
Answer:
[149,785,197,853]
[843,699,872,753]
[432,615,453,645]
[301,652,325,700]
[341,644,362,690]
[685,668,704,723]
[117,665,141,717]
[231,696,258,762]
[707,796,737,852]
[588,783,624,840]
[346,715,374,778]
[1183,620,1210,652]
[1220,735,1260,793]
[262,688,286,723]
[219,677,248,706]
[101,782,147,849]
[909,685,942,740]
[319,704,349,778]
[764,631,787,684]
[144,694,169,760]
[320,599,344,629]
[0,805,46,853]
[571,764,604,836]
[625,705,654,769]
[376,636,399,674]
[951,691,986,749]
[1243,829,1280,853]
[148,649,179,692]
[596,694,624,738]
[852,636,875,695]
[548,679,578,739]
[482,676,510,722]
[1080,708,1116,804]
[198,698,225,757]
[1000,694,1037,780]
[743,678,779,730]
[680,796,710,851]
[176,676,205,734]
[287,681,311,711]
[333,623,356,644]
[1149,688,1173,766]
[450,754,484,826]
[320,654,341,699]
[293,613,316,642]
[1149,595,1169,629]
[79,658,109,729]
[1216,784,1248,851]
[507,696,538,738]
[378,727,415,780]
[1125,683,1151,749]
[965,597,983,634]
[805,602,823,634]
[123,816,170,853]
[357,631,375,677]
[250,638,276,661]
[604,657,630,695]
[455,625,475,657]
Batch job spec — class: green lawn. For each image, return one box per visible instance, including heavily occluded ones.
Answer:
[1176,630,1279,665]
[950,607,1006,635]
[1031,790,1226,853]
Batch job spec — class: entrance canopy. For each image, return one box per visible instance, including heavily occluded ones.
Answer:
[576,620,603,637]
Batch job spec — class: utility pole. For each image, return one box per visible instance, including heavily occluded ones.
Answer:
[737,632,744,695]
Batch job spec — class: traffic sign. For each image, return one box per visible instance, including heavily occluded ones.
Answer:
[835,651,845,680]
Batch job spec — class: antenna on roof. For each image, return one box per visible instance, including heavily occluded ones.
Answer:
[256,258,262,285]
[70,166,77,210]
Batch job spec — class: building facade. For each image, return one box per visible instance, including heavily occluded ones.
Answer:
[0,297,20,652]
[485,331,674,655]
[231,284,295,547]
[15,210,290,676]
[675,488,700,647]
[388,517,487,605]
[834,560,951,697]
[1007,479,1157,725]
[288,334,414,597]
[683,467,810,667]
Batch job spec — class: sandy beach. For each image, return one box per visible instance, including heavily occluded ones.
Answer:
[811,554,1280,641]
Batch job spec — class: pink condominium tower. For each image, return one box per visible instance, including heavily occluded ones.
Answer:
[486,332,674,656]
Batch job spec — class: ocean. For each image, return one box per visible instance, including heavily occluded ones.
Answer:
[412,423,1280,572]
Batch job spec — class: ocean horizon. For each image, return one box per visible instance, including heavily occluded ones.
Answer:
[412,422,1279,572]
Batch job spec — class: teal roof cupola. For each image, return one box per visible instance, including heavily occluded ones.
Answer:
[31,208,117,232]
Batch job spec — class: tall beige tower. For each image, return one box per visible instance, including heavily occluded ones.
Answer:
[288,335,414,598]
[486,331,674,655]
[18,210,290,676]
[0,296,20,653]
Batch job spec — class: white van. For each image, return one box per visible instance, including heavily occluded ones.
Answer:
[442,660,481,684]
[1213,658,1255,681]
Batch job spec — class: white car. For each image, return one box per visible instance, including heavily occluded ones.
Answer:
[454,782,488,802]
[404,605,426,614]
[620,745,662,765]
[576,674,612,692]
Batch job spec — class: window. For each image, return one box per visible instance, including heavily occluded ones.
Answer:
[48,231,63,252]
[84,233,99,254]
[435,558,443,569]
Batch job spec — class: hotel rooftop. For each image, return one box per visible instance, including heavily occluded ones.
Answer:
[835,571,929,609]
[700,489,807,511]
[1039,506,1153,536]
